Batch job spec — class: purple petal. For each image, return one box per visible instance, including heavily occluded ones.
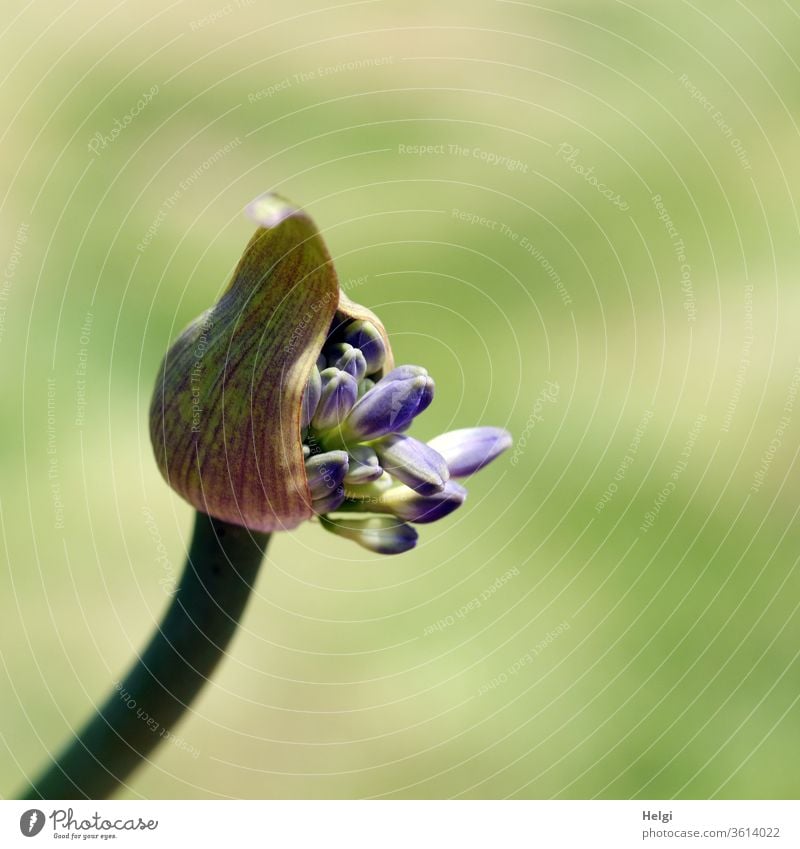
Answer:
[428,427,512,477]
[343,373,435,441]
[311,368,358,432]
[383,480,467,524]
[305,450,349,499]
[374,434,449,495]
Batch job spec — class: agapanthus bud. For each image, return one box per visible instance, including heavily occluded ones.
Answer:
[340,372,434,442]
[301,366,322,430]
[311,368,359,432]
[305,450,349,499]
[379,480,467,524]
[341,319,386,375]
[149,193,393,533]
[320,515,418,555]
[312,487,346,515]
[428,427,512,476]
[373,434,449,495]
[343,444,383,484]
[326,343,367,381]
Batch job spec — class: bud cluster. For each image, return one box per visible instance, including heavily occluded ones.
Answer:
[302,316,511,554]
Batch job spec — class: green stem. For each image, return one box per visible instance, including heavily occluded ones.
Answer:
[22,511,270,800]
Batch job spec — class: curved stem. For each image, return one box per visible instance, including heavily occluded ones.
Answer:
[23,511,270,800]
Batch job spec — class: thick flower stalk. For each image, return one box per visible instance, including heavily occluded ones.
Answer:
[150,192,511,554]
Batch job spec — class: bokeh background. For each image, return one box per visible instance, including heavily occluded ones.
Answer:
[2,0,799,799]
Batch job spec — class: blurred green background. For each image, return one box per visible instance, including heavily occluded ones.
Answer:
[2,0,799,799]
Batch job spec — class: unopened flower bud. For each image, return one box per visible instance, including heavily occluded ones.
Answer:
[428,427,512,476]
[374,434,449,495]
[379,480,467,524]
[344,444,383,484]
[341,319,386,375]
[305,450,349,499]
[320,515,418,554]
[326,343,367,381]
[311,368,359,432]
[341,372,434,442]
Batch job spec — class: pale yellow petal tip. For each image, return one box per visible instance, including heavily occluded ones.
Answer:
[245,192,311,230]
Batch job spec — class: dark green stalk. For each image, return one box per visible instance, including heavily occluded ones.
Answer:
[23,511,269,800]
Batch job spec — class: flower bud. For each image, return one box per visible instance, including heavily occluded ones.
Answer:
[320,515,418,554]
[311,368,359,432]
[305,450,349,499]
[326,343,367,381]
[373,434,449,495]
[343,444,383,484]
[340,372,434,442]
[340,319,386,375]
[379,480,467,524]
[300,366,322,430]
[428,427,513,476]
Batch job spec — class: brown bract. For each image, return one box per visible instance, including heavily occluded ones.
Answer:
[149,194,394,532]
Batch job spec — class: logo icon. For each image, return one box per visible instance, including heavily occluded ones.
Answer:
[19,809,45,837]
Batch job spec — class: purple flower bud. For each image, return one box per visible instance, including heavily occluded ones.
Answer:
[311,367,358,432]
[320,515,418,554]
[326,343,367,382]
[381,480,467,524]
[374,434,449,495]
[341,320,386,375]
[381,365,428,382]
[342,372,435,441]
[311,487,346,515]
[344,444,383,484]
[300,366,322,430]
[428,427,513,477]
[305,450,349,499]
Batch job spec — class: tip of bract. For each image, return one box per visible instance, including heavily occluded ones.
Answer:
[246,192,311,230]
